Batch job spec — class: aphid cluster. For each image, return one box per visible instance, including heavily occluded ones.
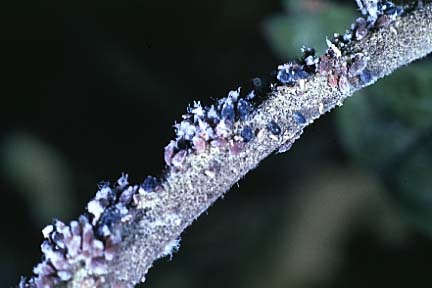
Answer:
[163,80,274,169]
[276,47,319,86]
[163,0,405,170]
[19,174,159,288]
[318,1,404,92]
[356,0,404,23]
[164,48,321,170]
[375,1,405,27]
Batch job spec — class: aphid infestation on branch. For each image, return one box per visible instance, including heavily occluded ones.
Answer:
[20,0,431,287]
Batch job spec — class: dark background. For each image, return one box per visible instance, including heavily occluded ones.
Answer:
[1,0,432,287]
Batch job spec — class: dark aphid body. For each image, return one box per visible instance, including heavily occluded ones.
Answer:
[236,98,252,121]
[301,46,316,58]
[241,126,254,143]
[293,112,307,125]
[293,68,310,81]
[277,68,294,84]
[142,176,159,192]
[96,207,122,238]
[267,120,282,135]
[221,101,235,122]
[176,138,193,151]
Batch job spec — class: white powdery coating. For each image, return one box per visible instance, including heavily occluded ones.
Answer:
[87,199,105,225]
[57,270,72,281]
[96,187,113,201]
[175,121,196,140]
[41,225,53,239]
[160,238,181,259]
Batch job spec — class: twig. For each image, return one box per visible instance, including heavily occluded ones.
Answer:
[20,1,432,287]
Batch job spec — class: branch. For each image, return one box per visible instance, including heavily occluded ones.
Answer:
[20,1,432,287]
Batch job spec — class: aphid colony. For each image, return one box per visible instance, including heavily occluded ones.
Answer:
[20,1,406,287]
[356,0,404,26]
[163,79,273,169]
[317,0,405,92]
[20,175,157,288]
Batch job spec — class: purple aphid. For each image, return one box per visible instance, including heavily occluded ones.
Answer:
[82,222,95,253]
[192,136,207,154]
[267,120,281,135]
[348,54,368,77]
[142,176,159,192]
[338,75,351,94]
[171,149,187,169]
[374,14,392,27]
[230,142,245,156]
[236,98,252,121]
[104,237,120,261]
[293,112,307,125]
[241,126,254,143]
[89,257,108,275]
[164,140,176,166]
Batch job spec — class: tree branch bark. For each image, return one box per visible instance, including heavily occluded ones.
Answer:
[21,1,432,287]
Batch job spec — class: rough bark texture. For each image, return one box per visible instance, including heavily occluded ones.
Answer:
[22,2,432,288]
